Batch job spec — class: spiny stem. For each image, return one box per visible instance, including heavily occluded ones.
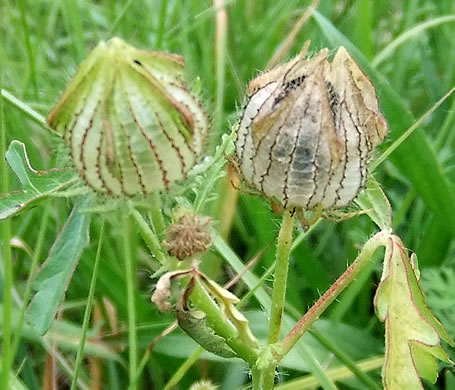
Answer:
[70,220,105,390]
[280,231,389,357]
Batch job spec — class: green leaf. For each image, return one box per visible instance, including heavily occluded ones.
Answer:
[26,198,92,334]
[176,307,237,359]
[374,235,453,389]
[356,177,392,230]
[0,141,77,220]
[312,10,455,236]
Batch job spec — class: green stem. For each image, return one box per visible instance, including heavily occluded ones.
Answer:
[130,206,166,266]
[280,231,388,357]
[267,210,295,344]
[262,209,295,389]
[1,81,12,390]
[70,220,105,390]
[123,213,137,389]
[163,347,203,390]
[190,278,259,365]
[251,367,261,390]
[149,191,165,237]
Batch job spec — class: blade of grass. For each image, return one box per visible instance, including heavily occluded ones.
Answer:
[10,204,51,364]
[62,0,86,62]
[211,0,228,147]
[70,219,105,390]
[372,15,455,67]
[17,0,38,98]
[273,356,384,390]
[155,0,169,49]
[1,89,59,136]
[1,67,13,390]
[371,85,455,170]
[123,212,137,389]
[162,347,203,390]
[354,0,373,58]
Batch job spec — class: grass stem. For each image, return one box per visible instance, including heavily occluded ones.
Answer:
[0,70,13,390]
[123,213,138,389]
[70,220,105,390]
[163,347,203,390]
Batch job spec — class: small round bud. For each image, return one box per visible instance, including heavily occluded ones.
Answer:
[164,214,211,260]
[235,46,387,210]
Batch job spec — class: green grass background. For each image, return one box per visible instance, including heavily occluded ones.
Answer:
[1,0,455,389]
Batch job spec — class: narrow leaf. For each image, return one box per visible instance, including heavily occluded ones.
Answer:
[356,177,392,230]
[26,198,91,334]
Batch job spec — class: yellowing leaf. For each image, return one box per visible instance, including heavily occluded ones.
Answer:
[201,276,258,348]
[374,235,453,389]
[47,37,208,196]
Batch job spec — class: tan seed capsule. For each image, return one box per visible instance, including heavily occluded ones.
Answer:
[235,46,387,210]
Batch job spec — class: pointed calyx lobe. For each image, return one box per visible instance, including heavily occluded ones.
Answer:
[47,37,208,196]
[235,45,387,211]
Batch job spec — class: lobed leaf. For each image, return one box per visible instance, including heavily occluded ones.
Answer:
[374,235,453,389]
[0,141,77,220]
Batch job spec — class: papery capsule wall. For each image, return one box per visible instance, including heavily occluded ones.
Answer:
[235,46,387,210]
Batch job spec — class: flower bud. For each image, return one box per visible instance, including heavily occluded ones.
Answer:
[235,46,387,210]
[48,37,208,196]
[164,214,211,260]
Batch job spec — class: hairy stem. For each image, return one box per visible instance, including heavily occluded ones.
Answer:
[280,231,388,357]
[262,209,295,389]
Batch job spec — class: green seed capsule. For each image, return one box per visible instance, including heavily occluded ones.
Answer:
[48,37,208,196]
[235,46,387,210]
